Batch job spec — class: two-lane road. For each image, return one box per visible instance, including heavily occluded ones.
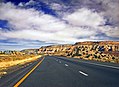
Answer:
[0,56,119,87]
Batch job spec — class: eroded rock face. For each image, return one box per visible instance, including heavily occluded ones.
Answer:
[38,44,73,56]
[38,41,119,63]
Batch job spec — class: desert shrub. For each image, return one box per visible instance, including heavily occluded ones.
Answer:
[85,54,90,58]
[67,53,70,56]
[94,54,98,58]
[98,55,101,59]
[86,51,88,52]
[72,54,75,57]
[82,48,85,51]
[77,54,82,56]
[83,52,85,55]
[112,57,115,60]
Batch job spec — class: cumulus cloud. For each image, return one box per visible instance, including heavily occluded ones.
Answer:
[97,0,119,26]
[50,3,62,10]
[14,0,119,27]
[0,1,119,50]
[63,8,105,27]
[0,2,97,42]
[68,0,119,27]
[99,26,119,38]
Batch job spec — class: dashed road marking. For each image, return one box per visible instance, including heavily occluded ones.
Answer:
[65,64,69,66]
[79,71,88,76]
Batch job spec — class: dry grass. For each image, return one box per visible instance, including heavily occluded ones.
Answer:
[0,54,42,76]
[0,54,35,62]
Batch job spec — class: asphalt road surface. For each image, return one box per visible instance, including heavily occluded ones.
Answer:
[0,56,119,87]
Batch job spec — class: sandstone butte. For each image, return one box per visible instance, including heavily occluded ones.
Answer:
[38,41,119,63]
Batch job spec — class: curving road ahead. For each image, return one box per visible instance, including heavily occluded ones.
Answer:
[0,56,119,87]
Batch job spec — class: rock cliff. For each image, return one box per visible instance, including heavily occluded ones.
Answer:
[38,41,119,63]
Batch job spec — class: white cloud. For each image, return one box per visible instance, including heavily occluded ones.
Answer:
[0,2,118,50]
[0,2,66,32]
[18,2,24,7]
[63,8,105,27]
[25,0,35,6]
[99,26,119,38]
[98,0,119,26]
[50,3,63,10]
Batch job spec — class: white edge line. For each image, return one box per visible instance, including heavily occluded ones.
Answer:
[79,71,88,76]
[79,61,119,70]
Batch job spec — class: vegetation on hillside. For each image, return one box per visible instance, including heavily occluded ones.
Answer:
[38,41,119,63]
[0,51,42,77]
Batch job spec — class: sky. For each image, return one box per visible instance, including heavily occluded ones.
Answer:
[0,0,119,50]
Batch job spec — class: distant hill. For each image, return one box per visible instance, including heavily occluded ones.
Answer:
[18,41,119,63]
[38,41,119,63]
[21,49,39,55]
[75,41,119,45]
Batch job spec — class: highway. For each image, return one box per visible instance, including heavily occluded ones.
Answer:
[0,56,119,87]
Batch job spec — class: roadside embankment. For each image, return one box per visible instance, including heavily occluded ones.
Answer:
[0,55,42,77]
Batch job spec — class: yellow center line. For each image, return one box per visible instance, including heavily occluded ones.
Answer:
[14,57,45,87]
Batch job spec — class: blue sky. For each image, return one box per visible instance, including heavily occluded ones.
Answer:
[0,0,119,50]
